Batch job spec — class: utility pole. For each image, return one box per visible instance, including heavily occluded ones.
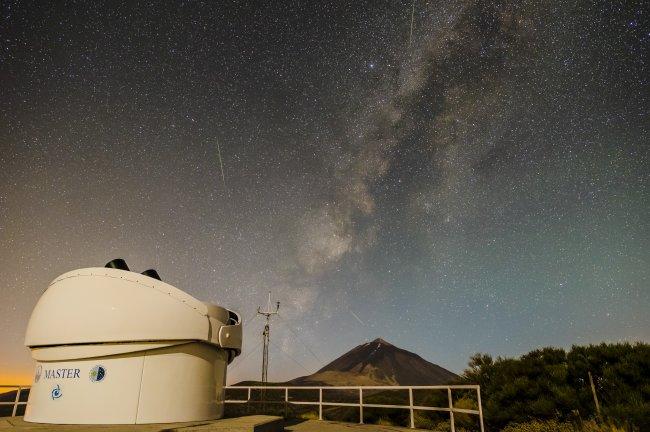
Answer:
[257,292,279,384]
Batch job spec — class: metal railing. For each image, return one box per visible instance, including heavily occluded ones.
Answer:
[0,385,28,417]
[225,385,484,431]
[1,384,484,431]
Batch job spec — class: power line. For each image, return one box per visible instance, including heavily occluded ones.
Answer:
[229,324,312,378]
[276,315,323,364]
[246,310,260,324]
[268,338,311,375]
[230,337,263,370]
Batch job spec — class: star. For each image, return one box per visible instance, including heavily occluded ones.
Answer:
[0,0,647,385]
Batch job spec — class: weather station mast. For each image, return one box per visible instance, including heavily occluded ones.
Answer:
[257,292,279,384]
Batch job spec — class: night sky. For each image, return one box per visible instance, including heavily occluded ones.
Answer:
[1,1,648,384]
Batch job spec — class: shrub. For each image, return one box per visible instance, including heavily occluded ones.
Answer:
[502,419,628,432]
[502,419,575,432]
[460,343,650,430]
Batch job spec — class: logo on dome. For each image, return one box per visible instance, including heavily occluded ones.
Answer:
[89,365,106,382]
[51,384,62,399]
[34,365,42,383]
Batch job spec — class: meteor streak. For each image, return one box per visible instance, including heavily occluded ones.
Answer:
[216,140,226,190]
[350,309,365,325]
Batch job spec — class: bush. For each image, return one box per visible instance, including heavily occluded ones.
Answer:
[502,419,575,432]
[460,343,650,430]
[502,420,627,432]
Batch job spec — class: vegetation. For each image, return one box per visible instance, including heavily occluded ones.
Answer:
[460,342,650,431]
[501,419,625,432]
[225,342,649,431]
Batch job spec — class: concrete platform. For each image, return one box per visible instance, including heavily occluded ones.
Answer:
[286,420,422,432]
[0,417,424,432]
[0,416,283,432]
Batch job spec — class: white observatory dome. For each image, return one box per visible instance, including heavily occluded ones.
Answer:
[23,259,242,425]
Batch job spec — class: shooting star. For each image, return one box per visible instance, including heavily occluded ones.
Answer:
[408,0,416,50]
[350,309,365,326]
[216,141,226,190]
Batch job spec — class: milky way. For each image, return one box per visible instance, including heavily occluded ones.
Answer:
[1,0,648,383]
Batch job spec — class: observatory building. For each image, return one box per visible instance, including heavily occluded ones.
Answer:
[22,259,242,424]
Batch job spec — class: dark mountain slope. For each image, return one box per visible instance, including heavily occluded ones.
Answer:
[289,338,458,386]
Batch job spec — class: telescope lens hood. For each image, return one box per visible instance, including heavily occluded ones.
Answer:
[141,269,162,281]
[104,258,129,271]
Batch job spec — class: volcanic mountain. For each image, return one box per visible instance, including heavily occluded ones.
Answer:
[289,338,458,386]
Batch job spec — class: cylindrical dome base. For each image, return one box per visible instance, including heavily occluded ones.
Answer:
[24,342,228,424]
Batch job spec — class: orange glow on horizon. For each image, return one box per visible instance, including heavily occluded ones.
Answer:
[0,371,33,386]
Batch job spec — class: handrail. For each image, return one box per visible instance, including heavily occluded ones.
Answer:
[227,384,481,390]
[0,383,485,432]
[0,385,27,417]
[225,384,484,431]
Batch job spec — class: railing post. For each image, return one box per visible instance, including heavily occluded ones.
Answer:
[409,387,414,429]
[318,388,323,420]
[11,387,20,417]
[359,387,363,424]
[247,387,252,415]
[285,387,289,418]
[477,386,485,432]
[448,387,455,432]
[3,384,485,427]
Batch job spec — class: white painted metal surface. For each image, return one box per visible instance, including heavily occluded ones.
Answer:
[25,268,241,349]
[25,353,144,423]
[21,267,242,424]
[136,343,228,423]
[30,341,190,361]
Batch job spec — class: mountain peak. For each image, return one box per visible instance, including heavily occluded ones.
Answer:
[289,338,458,386]
[370,337,393,346]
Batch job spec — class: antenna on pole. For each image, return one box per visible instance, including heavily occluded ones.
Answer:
[257,292,280,385]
